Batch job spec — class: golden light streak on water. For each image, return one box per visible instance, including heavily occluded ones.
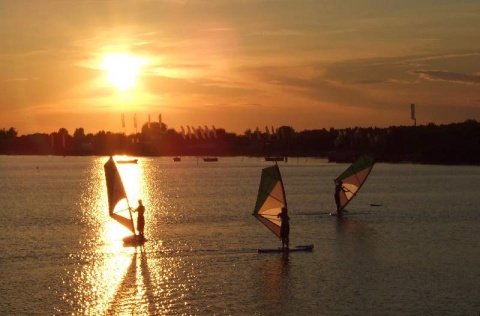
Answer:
[59,157,137,314]
[61,156,194,315]
[66,251,134,315]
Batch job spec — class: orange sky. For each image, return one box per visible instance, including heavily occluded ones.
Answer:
[1,1,479,136]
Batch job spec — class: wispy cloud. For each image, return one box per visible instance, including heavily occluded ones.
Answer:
[413,70,480,85]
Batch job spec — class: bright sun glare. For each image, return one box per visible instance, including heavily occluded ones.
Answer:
[101,53,146,90]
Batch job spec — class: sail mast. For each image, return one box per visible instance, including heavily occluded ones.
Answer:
[124,193,137,238]
[276,163,287,210]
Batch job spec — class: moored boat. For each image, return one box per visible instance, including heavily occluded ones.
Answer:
[116,159,138,164]
[203,157,218,162]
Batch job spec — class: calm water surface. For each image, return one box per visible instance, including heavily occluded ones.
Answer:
[0,156,479,315]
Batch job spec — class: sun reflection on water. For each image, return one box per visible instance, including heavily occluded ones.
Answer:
[61,156,196,315]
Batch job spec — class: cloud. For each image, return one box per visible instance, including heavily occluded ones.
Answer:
[257,52,480,96]
[144,74,260,98]
[238,51,480,121]
[413,70,480,85]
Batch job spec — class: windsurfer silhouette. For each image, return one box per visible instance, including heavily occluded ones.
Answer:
[334,179,346,217]
[134,199,145,241]
[277,207,290,250]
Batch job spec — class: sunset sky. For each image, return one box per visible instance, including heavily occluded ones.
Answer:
[1,0,480,136]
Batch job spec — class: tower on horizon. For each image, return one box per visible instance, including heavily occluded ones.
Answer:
[411,104,416,126]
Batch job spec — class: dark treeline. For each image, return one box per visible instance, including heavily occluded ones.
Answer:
[1,119,479,165]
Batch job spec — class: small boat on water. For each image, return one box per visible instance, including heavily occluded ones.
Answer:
[116,159,138,164]
[203,157,218,162]
[173,157,181,162]
[264,156,286,162]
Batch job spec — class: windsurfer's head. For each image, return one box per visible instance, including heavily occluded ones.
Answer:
[282,207,287,213]
[138,199,142,205]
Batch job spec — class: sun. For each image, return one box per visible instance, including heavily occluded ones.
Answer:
[101,53,146,90]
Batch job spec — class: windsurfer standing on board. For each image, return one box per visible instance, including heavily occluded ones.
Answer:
[334,179,346,217]
[277,207,290,250]
[134,199,145,241]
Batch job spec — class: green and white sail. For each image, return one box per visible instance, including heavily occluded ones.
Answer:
[335,155,375,212]
[253,164,286,239]
[104,156,136,234]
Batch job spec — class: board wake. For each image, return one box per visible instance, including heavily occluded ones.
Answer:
[258,244,314,253]
[329,210,349,216]
[123,235,147,246]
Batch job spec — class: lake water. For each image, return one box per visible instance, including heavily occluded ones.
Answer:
[0,156,479,315]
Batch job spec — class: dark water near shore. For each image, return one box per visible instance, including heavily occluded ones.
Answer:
[0,156,479,315]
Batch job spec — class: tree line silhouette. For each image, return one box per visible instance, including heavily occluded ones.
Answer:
[1,119,479,165]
